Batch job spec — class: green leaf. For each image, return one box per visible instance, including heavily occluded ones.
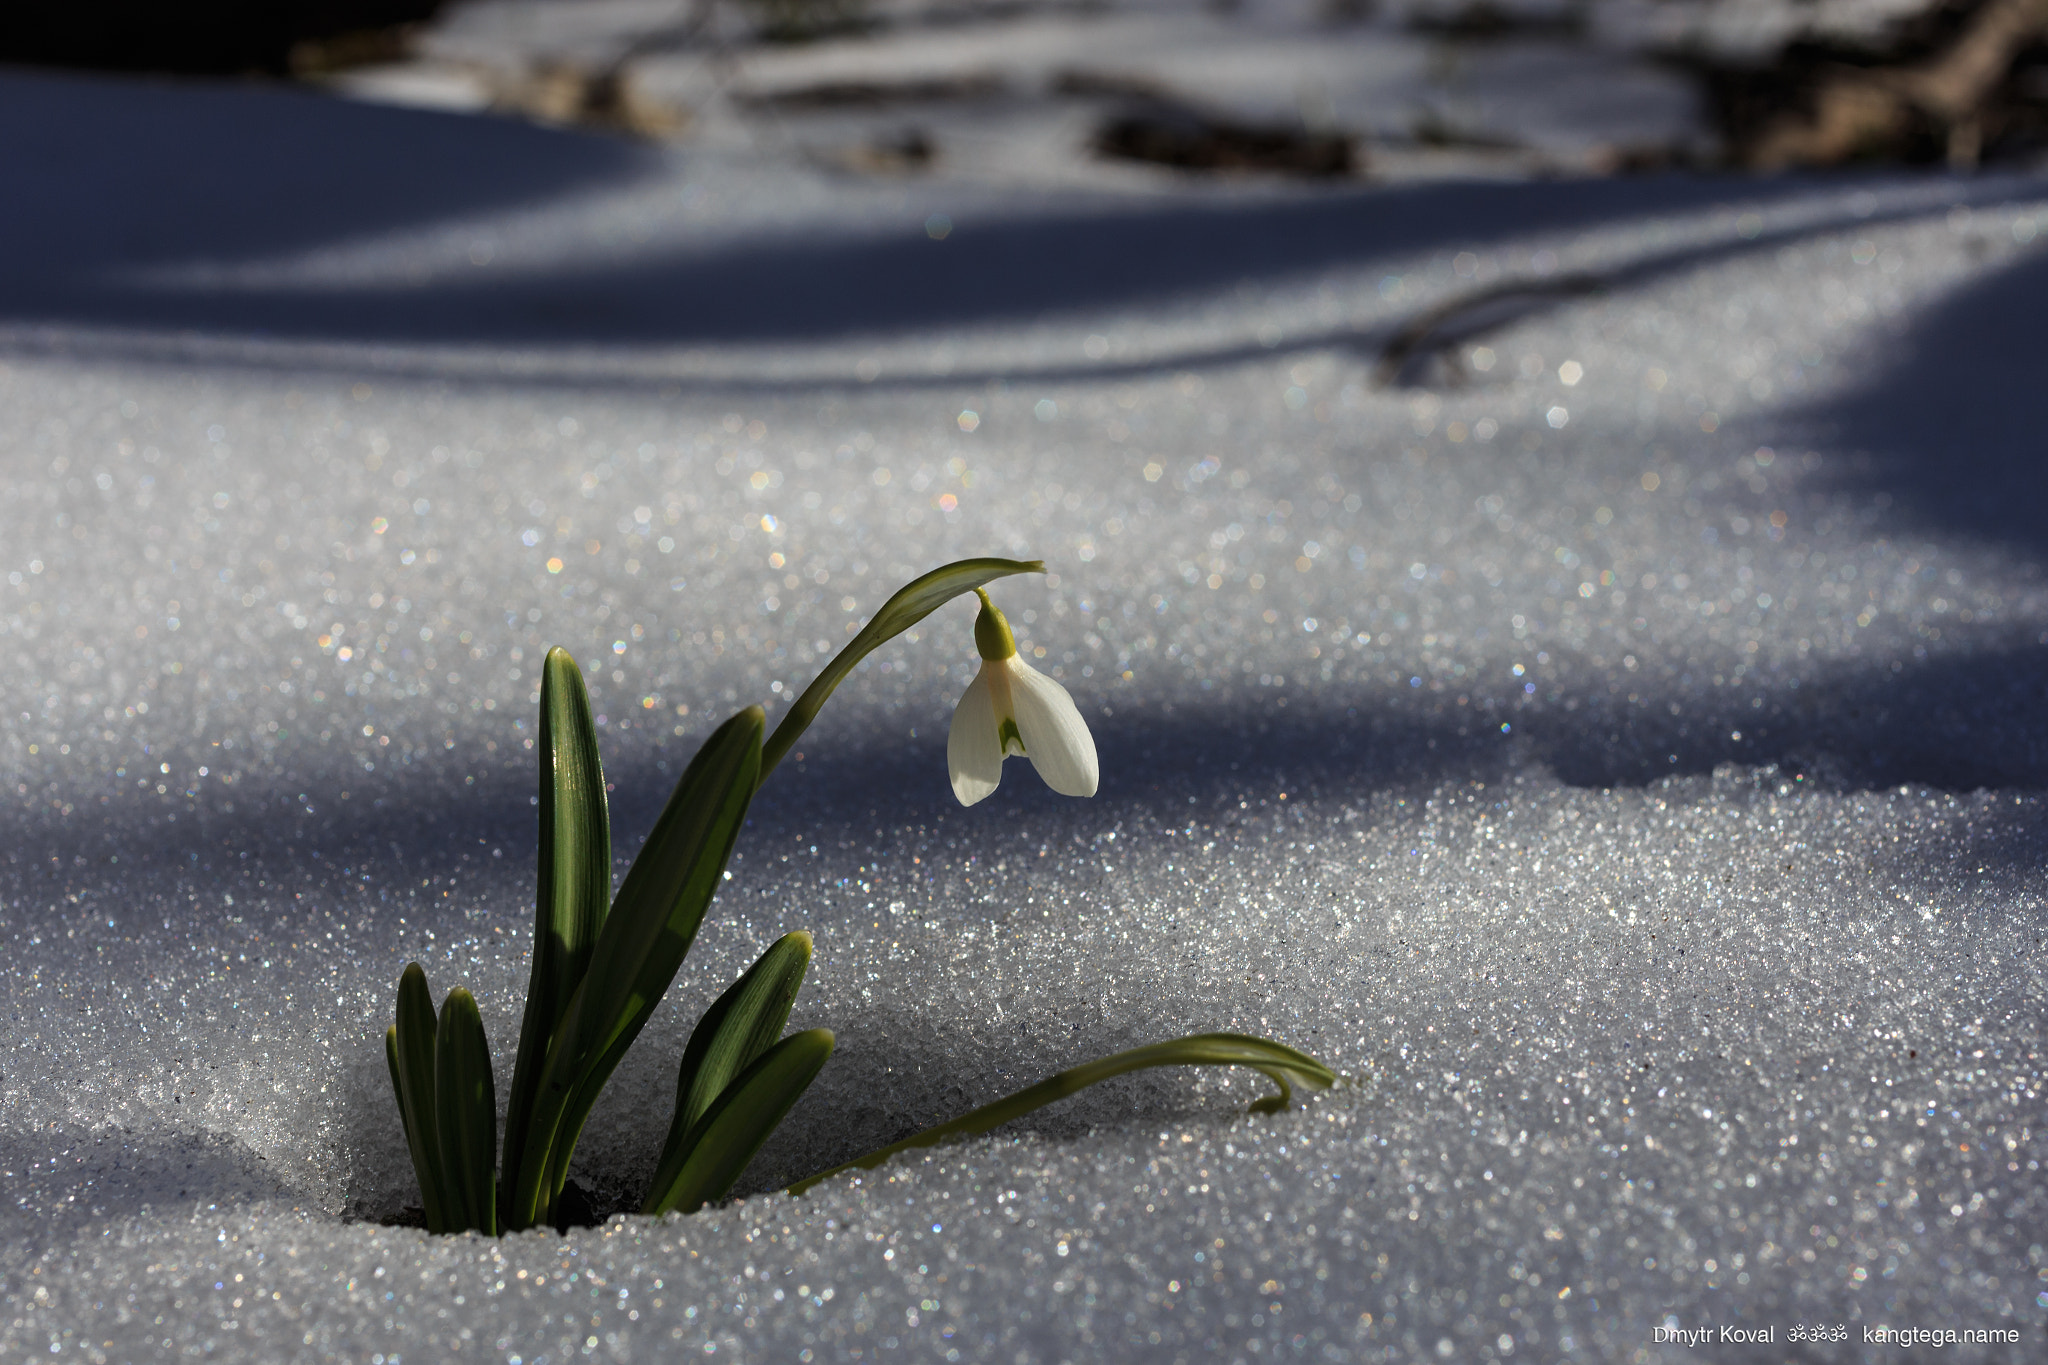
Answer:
[786,1033,1335,1196]
[501,648,611,1226]
[760,557,1044,782]
[643,1028,835,1217]
[385,1026,445,1235]
[645,931,812,1204]
[507,705,764,1230]
[434,987,500,1236]
[391,962,449,1234]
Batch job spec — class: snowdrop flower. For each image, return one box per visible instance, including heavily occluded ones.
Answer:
[947,589,1098,806]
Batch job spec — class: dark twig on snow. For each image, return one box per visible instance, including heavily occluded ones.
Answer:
[1374,275,1603,388]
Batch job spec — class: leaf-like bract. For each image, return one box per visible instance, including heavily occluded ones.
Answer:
[434,987,500,1235]
[644,1028,835,1217]
[501,648,610,1226]
[507,706,764,1229]
[645,931,813,1205]
[391,962,449,1233]
[759,558,1043,782]
[787,1033,1335,1195]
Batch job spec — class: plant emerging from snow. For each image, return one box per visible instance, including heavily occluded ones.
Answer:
[388,558,1333,1236]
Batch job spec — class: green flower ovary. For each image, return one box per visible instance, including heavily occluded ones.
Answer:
[972,589,1018,661]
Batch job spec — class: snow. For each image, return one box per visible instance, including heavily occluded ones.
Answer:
[1,46,2044,1365]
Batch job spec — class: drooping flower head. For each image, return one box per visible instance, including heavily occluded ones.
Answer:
[946,588,1099,806]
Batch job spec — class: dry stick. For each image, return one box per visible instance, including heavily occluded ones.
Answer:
[1749,0,2048,169]
[476,0,714,136]
[591,0,719,110]
[1374,275,1603,389]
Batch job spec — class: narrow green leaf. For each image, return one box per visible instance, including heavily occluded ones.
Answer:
[385,1026,445,1235]
[645,931,813,1203]
[672,932,813,1138]
[501,648,611,1221]
[392,962,449,1234]
[643,1028,835,1217]
[386,1027,406,1141]
[434,987,500,1236]
[787,1033,1335,1196]
[508,706,764,1230]
[760,557,1044,783]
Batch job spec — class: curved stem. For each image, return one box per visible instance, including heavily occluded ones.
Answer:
[759,557,1043,784]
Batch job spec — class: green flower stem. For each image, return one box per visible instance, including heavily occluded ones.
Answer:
[759,557,1043,784]
[786,1033,1336,1197]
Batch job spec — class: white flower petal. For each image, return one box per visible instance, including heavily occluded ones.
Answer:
[1006,658,1098,798]
[946,667,1004,806]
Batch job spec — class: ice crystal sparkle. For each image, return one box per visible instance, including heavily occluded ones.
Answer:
[0,80,2043,1361]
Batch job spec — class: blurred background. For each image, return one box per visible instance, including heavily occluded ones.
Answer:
[14,0,2048,183]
